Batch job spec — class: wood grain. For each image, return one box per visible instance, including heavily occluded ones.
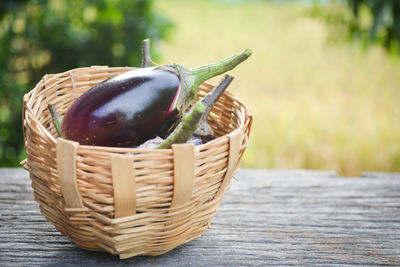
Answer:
[1,168,399,266]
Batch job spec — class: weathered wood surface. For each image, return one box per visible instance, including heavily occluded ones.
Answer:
[1,168,399,266]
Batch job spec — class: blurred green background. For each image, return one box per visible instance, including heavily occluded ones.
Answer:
[1,0,400,176]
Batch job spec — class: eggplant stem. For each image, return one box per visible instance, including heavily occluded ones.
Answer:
[194,74,234,137]
[141,39,153,68]
[201,74,234,118]
[171,49,252,112]
[48,104,62,137]
[191,49,251,87]
[157,102,205,149]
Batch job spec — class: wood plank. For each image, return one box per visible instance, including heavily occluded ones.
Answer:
[0,168,399,266]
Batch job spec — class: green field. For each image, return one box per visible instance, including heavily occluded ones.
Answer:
[155,0,400,176]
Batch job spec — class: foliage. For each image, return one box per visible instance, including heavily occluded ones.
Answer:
[309,0,400,54]
[0,0,171,166]
[349,0,400,52]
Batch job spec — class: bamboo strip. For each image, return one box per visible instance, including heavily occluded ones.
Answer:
[69,71,78,100]
[111,154,137,218]
[214,130,244,199]
[171,144,195,208]
[56,138,84,208]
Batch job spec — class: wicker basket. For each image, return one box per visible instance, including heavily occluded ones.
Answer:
[22,66,252,259]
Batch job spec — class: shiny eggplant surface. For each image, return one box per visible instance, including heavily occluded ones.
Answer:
[61,67,180,147]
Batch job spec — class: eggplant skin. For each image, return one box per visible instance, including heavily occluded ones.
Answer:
[61,67,180,147]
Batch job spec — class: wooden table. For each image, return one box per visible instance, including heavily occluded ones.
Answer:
[1,168,399,266]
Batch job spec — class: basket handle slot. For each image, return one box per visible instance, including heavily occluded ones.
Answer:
[214,130,243,199]
[111,154,137,218]
[170,144,195,208]
[56,138,84,209]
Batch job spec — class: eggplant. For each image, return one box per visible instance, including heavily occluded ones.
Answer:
[59,48,252,147]
[61,67,180,147]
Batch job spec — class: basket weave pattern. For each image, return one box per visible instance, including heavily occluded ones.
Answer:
[22,66,252,259]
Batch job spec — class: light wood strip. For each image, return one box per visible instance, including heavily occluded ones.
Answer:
[214,130,243,199]
[69,71,78,100]
[171,144,195,208]
[56,138,84,208]
[111,154,136,218]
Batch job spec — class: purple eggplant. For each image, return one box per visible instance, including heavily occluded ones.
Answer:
[60,48,252,147]
[61,67,180,147]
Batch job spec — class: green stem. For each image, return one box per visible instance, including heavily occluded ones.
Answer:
[141,39,152,68]
[157,102,205,149]
[190,49,251,87]
[48,104,62,137]
[201,74,234,119]
[170,48,252,112]
[194,74,234,137]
